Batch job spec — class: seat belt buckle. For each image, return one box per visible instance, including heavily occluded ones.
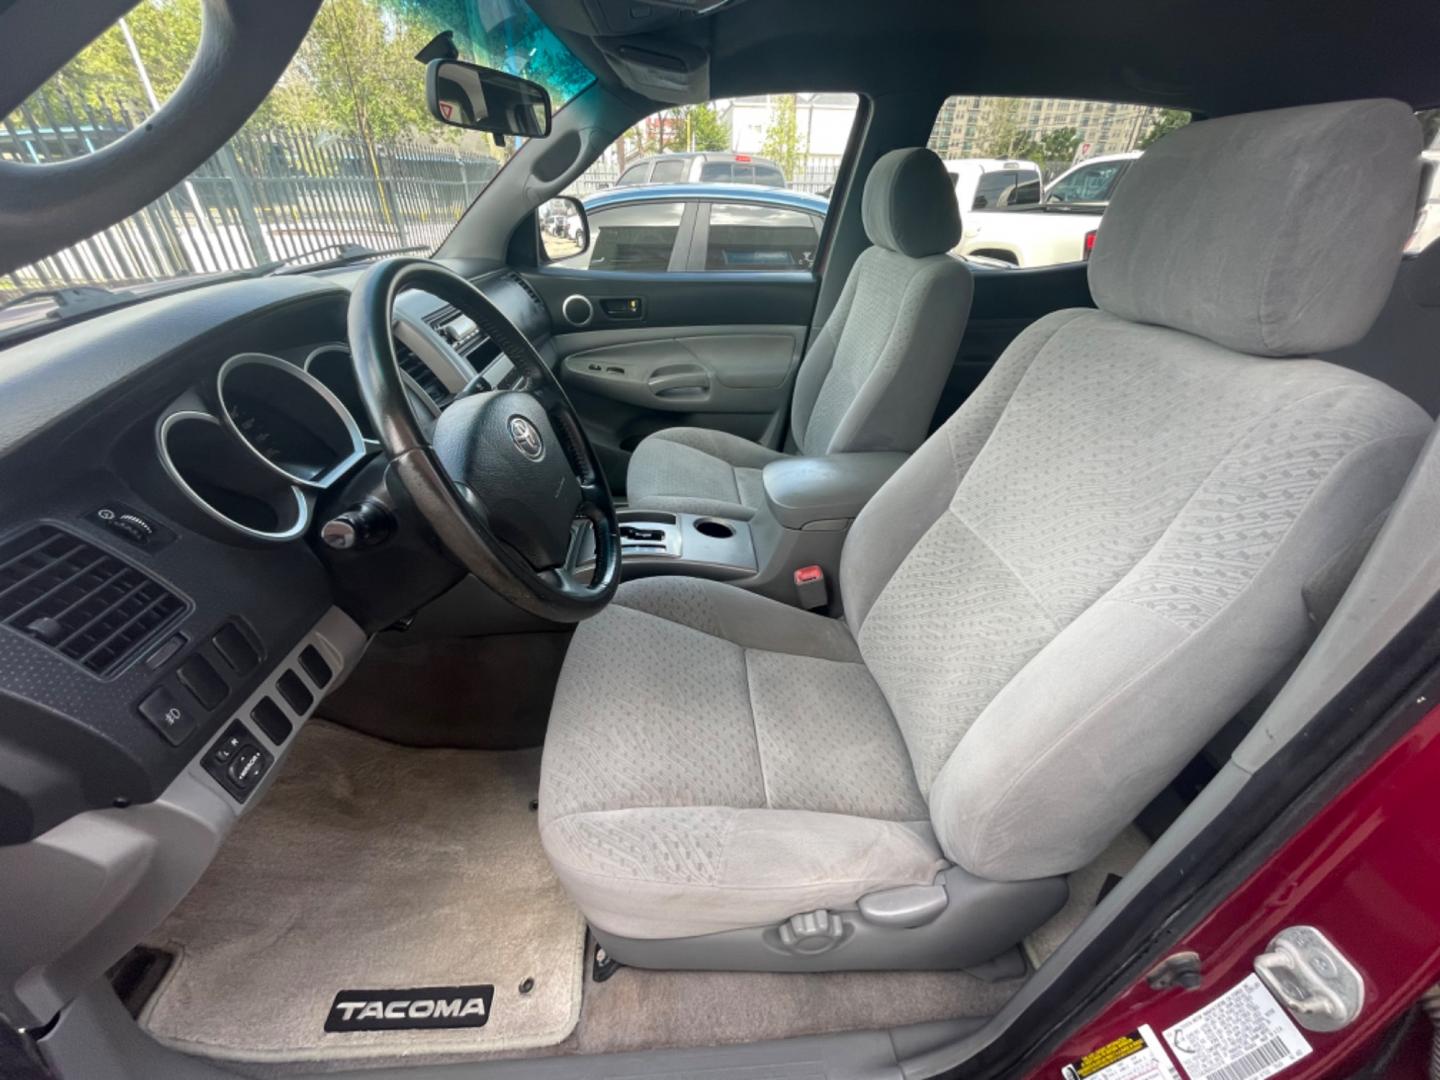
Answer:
[793,565,828,611]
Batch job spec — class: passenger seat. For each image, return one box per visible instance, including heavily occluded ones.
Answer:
[624,147,973,520]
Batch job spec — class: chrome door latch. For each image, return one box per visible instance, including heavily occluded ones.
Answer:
[1253,926,1364,1032]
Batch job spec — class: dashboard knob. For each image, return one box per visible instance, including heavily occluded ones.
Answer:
[321,500,392,550]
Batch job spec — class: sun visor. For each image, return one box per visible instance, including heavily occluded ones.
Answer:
[594,35,710,104]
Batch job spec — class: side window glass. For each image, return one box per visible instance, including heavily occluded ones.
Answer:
[559,95,858,274]
[704,203,820,271]
[928,95,1190,267]
[554,202,683,272]
[1047,162,1123,204]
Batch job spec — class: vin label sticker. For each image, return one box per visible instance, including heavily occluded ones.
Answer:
[324,984,494,1032]
[1062,1025,1184,1080]
[1161,974,1312,1080]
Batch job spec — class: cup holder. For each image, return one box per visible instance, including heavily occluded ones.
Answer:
[693,517,736,540]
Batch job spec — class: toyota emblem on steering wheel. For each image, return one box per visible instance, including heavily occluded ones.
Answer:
[508,415,545,461]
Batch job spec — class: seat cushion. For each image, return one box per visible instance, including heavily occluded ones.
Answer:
[538,577,945,940]
[624,427,786,520]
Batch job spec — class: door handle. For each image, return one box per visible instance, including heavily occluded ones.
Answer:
[647,370,710,396]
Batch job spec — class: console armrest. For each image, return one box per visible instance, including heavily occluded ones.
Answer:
[761,452,908,530]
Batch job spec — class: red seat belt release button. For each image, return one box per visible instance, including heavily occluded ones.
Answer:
[793,564,828,610]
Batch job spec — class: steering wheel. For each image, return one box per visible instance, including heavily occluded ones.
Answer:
[348,258,620,622]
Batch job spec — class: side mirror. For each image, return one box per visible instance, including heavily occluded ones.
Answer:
[425,59,552,139]
[538,196,590,264]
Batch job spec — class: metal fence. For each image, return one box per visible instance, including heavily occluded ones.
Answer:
[1,92,506,302]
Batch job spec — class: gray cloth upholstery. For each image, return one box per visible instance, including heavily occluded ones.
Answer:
[860,147,962,257]
[625,148,971,518]
[1090,99,1421,357]
[621,427,783,520]
[539,578,946,939]
[543,101,1431,946]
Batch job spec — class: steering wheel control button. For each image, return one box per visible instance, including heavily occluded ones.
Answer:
[299,645,334,688]
[137,686,198,747]
[212,623,259,675]
[277,669,315,714]
[250,696,293,744]
[177,654,228,711]
[202,721,273,803]
[508,415,545,460]
[87,502,176,550]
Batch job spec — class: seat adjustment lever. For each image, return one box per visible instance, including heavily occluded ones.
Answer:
[857,881,948,928]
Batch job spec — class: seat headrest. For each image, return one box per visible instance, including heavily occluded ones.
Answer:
[1089,99,1422,357]
[862,147,961,257]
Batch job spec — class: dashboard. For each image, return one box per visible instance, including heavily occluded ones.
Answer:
[0,262,551,848]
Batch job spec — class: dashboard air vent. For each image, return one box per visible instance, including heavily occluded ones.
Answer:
[0,525,185,676]
[393,341,453,408]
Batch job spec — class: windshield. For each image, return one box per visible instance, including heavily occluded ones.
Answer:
[0,0,592,335]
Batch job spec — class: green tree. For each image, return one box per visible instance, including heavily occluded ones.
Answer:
[1138,109,1190,149]
[977,98,1028,158]
[685,103,729,152]
[760,94,801,179]
[7,0,201,122]
[1038,126,1081,166]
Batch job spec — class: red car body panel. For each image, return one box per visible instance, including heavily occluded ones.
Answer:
[1025,699,1440,1080]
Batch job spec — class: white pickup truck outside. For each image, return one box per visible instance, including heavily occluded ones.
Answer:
[957,152,1141,267]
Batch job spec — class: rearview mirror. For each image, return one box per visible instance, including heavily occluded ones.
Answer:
[425,59,552,138]
[538,196,589,264]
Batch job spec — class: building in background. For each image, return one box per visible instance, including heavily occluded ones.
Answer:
[929,96,1162,162]
[723,94,858,157]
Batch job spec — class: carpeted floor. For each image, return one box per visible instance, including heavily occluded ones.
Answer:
[1022,826,1151,969]
[141,721,1141,1074]
[141,721,585,1065]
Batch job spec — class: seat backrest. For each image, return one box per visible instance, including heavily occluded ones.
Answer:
[839,100,1430,883]
[789,147,973,457]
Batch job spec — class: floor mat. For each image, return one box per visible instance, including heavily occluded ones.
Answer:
[1023,826,1151,968]
[140,721,585,1065]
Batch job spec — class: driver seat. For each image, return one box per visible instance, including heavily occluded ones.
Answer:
[539,100,1430,970]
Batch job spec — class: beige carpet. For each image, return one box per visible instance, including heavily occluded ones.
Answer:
[1023,826,1151,968]
[141,721,585,1065]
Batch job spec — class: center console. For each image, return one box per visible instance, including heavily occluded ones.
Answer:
[573,510,758,580]
[573,451,909,612]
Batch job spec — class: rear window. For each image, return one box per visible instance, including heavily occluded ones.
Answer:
[928,95,1189,266]
[973,168,1041,209]
[650,159,686,183]
[699,161,733,181]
